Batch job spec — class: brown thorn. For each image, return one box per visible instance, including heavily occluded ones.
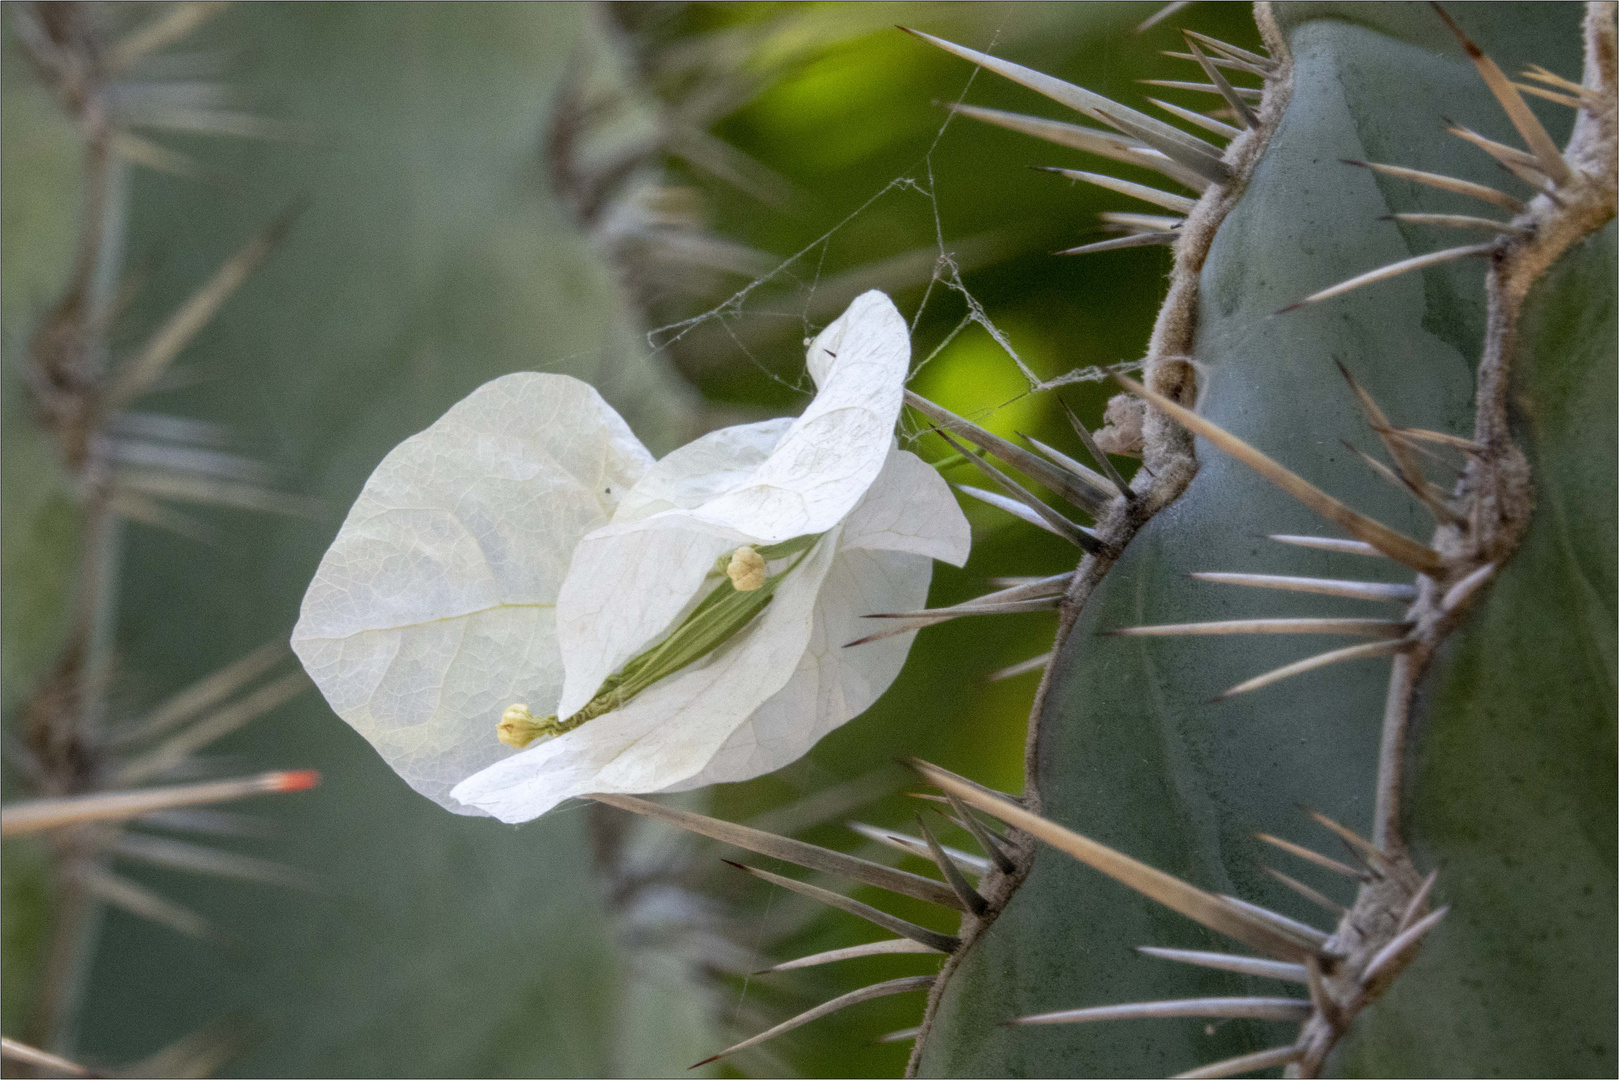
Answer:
[1398,871,1441,934]
[1306,809,1392,867]
[0,1037,97,1078]
[1385,211,1530,235]
[1361,906,1449,986]
[933,428,1101,552]
[1108,617,1410,639]
[1091,105,1231,184]
[720,861,962,953]
[1116,374,1446,575]
[1334,360,1433,492]
[1510,80,1584,109]
[1276,244,1495,314]
[1261,865,1349,916]
[753,938,940,975]
[942,789,1017,873]
[1037,166,1199,214]
[910,760,1321,961]
[1256,832,1366,879]
[1182,32,1258,128]
[1441,562,1498,612]
[1182,30,1276,72]
[1135,946,1309,984]
[1056,392,1134,498]
[592,793,968,912]
[1212,639,1410,701]
[1266,534,1386,558]
[1016,431,1119,500]
[1192,572,1417,605]
[1005,996,1312,1027]
[104,202,305,409]
[1304,953,1346,1029]
[908,391,1113,512]
[1148,96,1243,139]
[1340,158,1525,212]
[1430,3,1573,185]
[1219,894,1332,950]
[1174,1044,1304,1079]
[1057,232,1178,256]
[1341,439,1466,526]
[1387,426,1484,453]
[688,975,935,1068]
[915,814,989,915]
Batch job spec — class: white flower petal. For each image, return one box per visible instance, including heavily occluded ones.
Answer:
[666,545,932,792]
[612,418,794,523]
[841,447,971,567]
[549,418,793,718]
[452,530,842,822]
[690,291,910,541]
[291,373,651,811]
[554,291,910,717]
[552,518,749,719]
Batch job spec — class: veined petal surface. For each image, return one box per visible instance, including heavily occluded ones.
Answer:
[291,373,651,811]
[453,529,842,821]
[669,546,932,791]
[460,444,970,817]
[840,446,972,567]
[555,290,911,718]
[670,444,968,789]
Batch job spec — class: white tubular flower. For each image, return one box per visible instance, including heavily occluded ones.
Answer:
[292,290,970,822]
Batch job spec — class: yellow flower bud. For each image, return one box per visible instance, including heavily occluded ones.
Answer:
[497,703,556,748]
[725,545,768,591]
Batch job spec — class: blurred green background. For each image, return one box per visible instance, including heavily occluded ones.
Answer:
[1,3,1261,1076]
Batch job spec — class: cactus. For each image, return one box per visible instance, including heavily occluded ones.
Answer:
[602,4,1614,1077]
[15,5,1606,1076]
[909,4,1616,1076]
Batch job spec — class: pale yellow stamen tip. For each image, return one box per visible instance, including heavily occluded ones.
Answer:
[498,703,555,748]
[726,545,768,591]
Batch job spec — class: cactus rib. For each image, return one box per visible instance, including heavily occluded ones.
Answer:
[907,8,1297,1071]
[914,5,1614,1074]
[914,757,1448,1077]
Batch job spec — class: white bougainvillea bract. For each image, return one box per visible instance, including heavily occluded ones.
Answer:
[291,291,969,821]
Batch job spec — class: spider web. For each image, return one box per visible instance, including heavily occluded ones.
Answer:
[638,33,1142,449]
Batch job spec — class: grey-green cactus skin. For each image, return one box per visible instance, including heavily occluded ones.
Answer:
[1329,221,1617,1077]
[916,6,1610,1077]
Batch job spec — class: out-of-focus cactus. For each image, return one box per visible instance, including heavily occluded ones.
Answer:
[618,4,1614,1077]
[3,4,729,1076]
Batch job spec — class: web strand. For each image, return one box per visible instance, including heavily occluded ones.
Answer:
[642,19,1141,444]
